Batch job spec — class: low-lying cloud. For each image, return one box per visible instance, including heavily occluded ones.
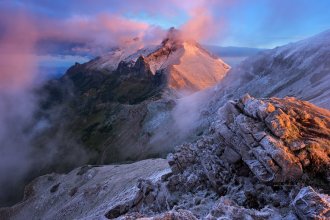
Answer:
[0,11,91,206]
[0,11,39,205]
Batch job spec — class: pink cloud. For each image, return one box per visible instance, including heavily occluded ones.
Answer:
[180,6,216,41]
[40,14,151,47]
[0,12,38,90]
[178,0,233,42]
[0,8,166,89]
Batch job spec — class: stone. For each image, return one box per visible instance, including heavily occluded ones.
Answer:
[216,95,330,183]
[292,186,330,220]
[265,108,299,139]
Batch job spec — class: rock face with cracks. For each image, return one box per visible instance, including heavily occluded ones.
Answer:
[214,94,330,183]
[1,95,329,219]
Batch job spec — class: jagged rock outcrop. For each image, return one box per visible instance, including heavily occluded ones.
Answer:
[214,94,330,183]
[135,95,330,219]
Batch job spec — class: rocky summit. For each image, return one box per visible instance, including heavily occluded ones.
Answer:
[2,95,329,219]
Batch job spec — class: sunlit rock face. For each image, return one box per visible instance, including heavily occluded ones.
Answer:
[214,94,330,183]
[79,28,230,94]
[142,28,230,91]
[4,95,329,219]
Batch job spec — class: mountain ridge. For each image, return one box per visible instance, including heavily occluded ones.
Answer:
[206,28,330,112]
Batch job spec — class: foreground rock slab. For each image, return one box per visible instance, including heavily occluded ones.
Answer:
[0,159,170,220]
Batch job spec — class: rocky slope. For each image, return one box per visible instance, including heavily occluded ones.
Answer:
[3,28,330,209]
[208,29,330,111]
[3,95,329,219]
[0,159,170,220]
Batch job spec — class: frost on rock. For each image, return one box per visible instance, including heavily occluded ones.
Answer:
[0,159,171,220]
[118,95,330,219]
[2,95,330,220]
[215,94,330,183]
[292,186,330,220]
[211,29,330,109]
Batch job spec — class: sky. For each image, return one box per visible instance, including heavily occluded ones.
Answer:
[1,0,329,47]
[0,0,330,84]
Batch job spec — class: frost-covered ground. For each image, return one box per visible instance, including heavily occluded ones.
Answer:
[0,159,169,220]
[210,29,330,110]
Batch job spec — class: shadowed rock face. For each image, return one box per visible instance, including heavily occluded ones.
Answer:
[3,95,329,219]
[292,187,330,220]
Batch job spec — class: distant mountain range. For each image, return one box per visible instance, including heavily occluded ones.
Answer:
[204,45,266,57]
[204,45,267,66]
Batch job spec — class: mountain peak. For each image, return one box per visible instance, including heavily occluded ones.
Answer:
[72,27,230,95]
[161,27,183,48]
[160,27,199,50]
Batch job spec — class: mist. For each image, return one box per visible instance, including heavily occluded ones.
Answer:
[0,12,91,206]
[0,11,38,205]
